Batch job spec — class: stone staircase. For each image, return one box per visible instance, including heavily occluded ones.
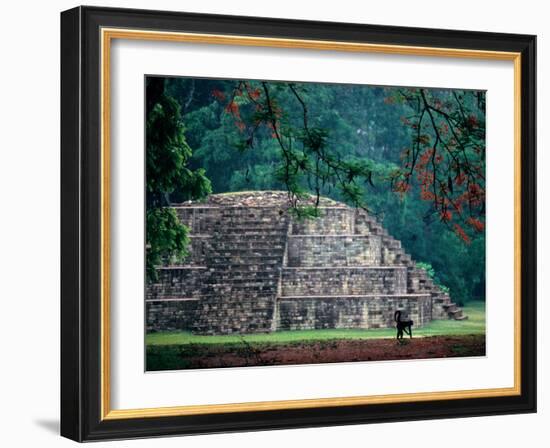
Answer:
[356,209,466,320]
[406,266,467,320]
[192,207,290,334]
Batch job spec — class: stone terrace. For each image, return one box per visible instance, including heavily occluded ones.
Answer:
[146,191,466,334]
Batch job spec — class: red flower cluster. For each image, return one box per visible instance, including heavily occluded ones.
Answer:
[467,217,485,232]
[467,115,478,128]
[393,180,411,196]
[454,223,471,244]
[211,89,226,101]
[225,101,240,118]
[440,209,453,222]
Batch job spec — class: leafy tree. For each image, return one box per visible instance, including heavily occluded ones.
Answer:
[146,78,211,281]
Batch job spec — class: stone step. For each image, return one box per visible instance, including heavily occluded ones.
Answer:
[215,227,282,234]
[207,270,281,278]
[208,257,283,266]
[279,293,431,299]
[394,254,412,264]
[288,234,372,238]
[211,288,280,298]
[211,245,286,252]
[210,250,284,257]
[199,295,276,304]
[217,226,289,232]
[370,226,387,235]
[207,288,278,295]
[212,244,283,251]
[155,265,207,270]
[383,239,402,249]
[209,254,285,262]
[215,230,288,236]
[281,266,407,296]
[208,269,282,276]
[446,304,468,320]
[216,214,287,221]
[212,241,286,247]
[443,303,458,313]
[210,242,286,249]
[216,216,287,222]
[199,292,277,300]
[203,288,279,295]
[449,309,463,319]
[207,278,279,285]
[206,272,280,279]
[206,273,280,280]
[210,254,284,260]
[207,264,282,271]
[208,277,279,284]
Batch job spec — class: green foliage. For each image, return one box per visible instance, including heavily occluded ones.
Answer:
[145,78,211,281]
[416,261,450,294]
[146,208,189,281]
[416,261,436,279]
[146,95,190,197]
[287,204,322,221]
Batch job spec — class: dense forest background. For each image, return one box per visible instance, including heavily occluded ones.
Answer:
[146,76,486,305]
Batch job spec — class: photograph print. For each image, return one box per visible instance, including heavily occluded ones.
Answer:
[144,75,486,371]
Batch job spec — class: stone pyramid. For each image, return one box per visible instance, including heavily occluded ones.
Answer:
[146,191,466,335]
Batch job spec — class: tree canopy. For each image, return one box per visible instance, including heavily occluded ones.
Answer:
[146,76,486,304]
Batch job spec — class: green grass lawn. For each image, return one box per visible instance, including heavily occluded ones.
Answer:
[146,301,485,346]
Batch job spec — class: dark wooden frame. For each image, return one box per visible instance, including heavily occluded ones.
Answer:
[61,5,536,442]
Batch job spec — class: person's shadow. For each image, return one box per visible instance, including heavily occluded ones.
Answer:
[34,419,59,434]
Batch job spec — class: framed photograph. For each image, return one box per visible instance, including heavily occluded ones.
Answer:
[60,6,536,441]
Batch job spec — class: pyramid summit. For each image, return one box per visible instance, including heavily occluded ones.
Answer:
[146,191,466,335]
[175,190,343,207]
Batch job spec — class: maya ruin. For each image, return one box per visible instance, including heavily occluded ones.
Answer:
[146,191,467,335]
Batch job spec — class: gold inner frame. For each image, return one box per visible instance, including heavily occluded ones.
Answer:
[100,27,522,421]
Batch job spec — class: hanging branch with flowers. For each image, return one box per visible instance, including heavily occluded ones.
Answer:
[388,88,486,243]
[212,80,379,218]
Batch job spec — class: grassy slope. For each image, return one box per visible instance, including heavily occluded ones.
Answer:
[146,301,485,346]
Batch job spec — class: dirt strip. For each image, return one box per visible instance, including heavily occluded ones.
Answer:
[146,334,485,371]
